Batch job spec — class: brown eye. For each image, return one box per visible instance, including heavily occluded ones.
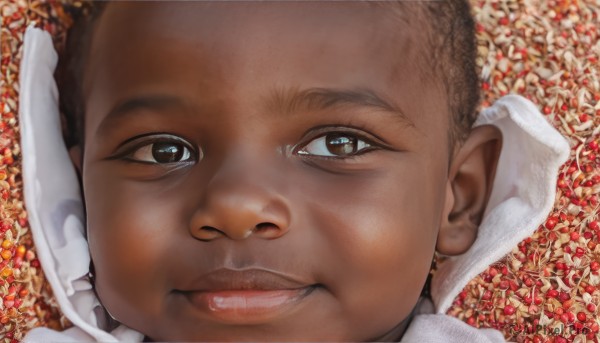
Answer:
[326,134,357,155]
[130,141,194,164]
[152,142,187,163]
[298,133,371,157]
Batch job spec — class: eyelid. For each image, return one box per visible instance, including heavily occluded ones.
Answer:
[108,133,200,163]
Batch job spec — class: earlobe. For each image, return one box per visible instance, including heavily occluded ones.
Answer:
[437,125,502,256]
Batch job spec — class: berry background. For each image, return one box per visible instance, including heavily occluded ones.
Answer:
[448,1,600,343]
[0,0,598,342]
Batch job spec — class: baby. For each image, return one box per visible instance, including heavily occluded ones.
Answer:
[19,0,569,342]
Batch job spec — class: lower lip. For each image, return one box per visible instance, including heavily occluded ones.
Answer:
[183,287,315,324]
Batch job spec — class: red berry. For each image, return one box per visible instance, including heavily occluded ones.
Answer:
[577,311,587,322]
[545,217,558,230]
[589,221,600,231]
[587,303,596,312]
[567,311,576,323]
[559,292,571,302]
[547,289,559,298]
[570,232,580,241]
[560,313,569,323]
[591,261,600,272]
[503,305,515,315]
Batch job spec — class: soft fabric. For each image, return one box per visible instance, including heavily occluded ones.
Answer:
[20,26,570,342]
[401,298,506,342]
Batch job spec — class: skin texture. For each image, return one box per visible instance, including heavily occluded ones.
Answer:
[71,2,502,341]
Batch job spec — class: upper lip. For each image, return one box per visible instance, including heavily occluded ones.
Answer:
[180,268,314,292]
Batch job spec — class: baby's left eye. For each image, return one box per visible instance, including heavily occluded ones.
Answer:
[297,133,372,157]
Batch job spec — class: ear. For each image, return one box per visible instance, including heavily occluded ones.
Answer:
[437,125,502,255]
[69,145,83,175]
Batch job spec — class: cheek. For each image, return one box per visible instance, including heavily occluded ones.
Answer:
[299,156,444,334]
[84,168,186,323]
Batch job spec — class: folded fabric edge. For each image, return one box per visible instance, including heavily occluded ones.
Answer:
[19,26,119,342]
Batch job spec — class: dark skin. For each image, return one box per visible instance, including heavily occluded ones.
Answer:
[69,2,502,341]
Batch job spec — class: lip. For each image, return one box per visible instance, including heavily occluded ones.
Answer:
[176,268,318,324]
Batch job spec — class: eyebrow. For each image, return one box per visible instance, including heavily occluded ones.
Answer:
[97,87,416,135]
[266,87,416,129]
[105,95,187,120]
[96,95,189,135]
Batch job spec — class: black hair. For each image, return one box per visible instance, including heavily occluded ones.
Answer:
[56,0,479,153]
[424,0,480,147]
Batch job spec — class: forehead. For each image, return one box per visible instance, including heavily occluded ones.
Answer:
[84,1,448,142]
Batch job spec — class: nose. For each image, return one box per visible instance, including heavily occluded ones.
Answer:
[189,159,291,241]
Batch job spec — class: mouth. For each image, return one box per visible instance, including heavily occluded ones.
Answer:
[175,268,320,324]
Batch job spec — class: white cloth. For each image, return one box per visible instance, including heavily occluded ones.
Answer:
[20,26,142,342]
[20,27,570,342]
[401,298,506,342]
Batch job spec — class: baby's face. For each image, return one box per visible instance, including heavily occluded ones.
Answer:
[80,2,451,341]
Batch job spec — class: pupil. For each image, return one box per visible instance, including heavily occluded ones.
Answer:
[152,143,184,163]
[326,134,356,155]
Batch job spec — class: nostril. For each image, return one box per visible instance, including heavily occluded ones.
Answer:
[201,225,221,233]
[192,226,225,241]
[252,222,284,239]
[255,222,274,230]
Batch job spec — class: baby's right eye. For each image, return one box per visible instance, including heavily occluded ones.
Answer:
[131,142,194,164]
[117,134,200,165]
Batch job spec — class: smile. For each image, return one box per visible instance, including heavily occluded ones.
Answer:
[176,268,319,324]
